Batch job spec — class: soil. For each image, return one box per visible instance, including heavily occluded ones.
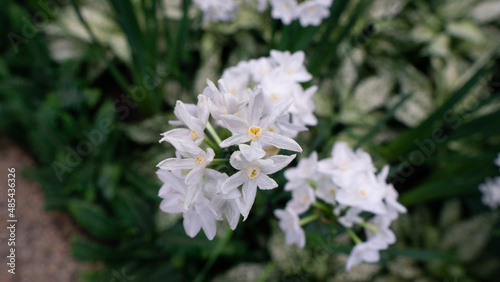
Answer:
[0,138,88,281]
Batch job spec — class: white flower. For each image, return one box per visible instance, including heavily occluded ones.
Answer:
[157,170,220,240]
[223,147,296,218]
[284,151,318,191]
[290,85,318,127]
[286,186,316,214]
[204,170,242,230]
[221,61,251,98]
[274,208,306,247]
[335,171,387,215]
[338,207,363,228]
[364,215,396,248]
[318,141,374,187]
[157,147,215,186]
[203,79,246,120]
[314,173,339,205]
[346,240,386,271]
[219,89,303,152]
[260,74,295,107]
[270,0,298,25]
[479,177,500,209]
[248,57,274,83]
[270,50,312,83]
[377,166,406,220]
[194,0,238,22]
[495,153,500,169]
[297,1,330,27]
[160,95,210,150]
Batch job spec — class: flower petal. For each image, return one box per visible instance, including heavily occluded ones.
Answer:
[247,88,264,126]
[239,144,266,161]
[260,99,293,129]
[220,115,248,134]
[261,154,297,174]
[260,131,302,152]
[157,158,194,170]
[220,134,250,148]
[222,171,247,193]
[241,181,258,220]
[183,210,201,238]
[256,174,278,190]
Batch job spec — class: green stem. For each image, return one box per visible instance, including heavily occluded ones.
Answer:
[345,228,362,244]
[308,179,317,189]
[210,158,227,165]
[299,213,320,226]
[204,137,220,154]
[355,221,378,233]
[206,123,223,145]
[311,201,331,214]
[193,228,232,282]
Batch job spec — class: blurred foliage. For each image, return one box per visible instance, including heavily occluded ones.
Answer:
[1,0,500,281]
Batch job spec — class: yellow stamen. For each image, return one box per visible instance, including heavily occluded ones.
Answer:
[190,130,200,140]
[194,155,206,167]
[248,126,263,141]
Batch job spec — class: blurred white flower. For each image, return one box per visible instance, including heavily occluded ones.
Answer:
[318,141,374,187]
[479,177,500,209]
[194,0,239,22]
[297,1,330,27]
[270,0,298,25]
[346,240,386,271]
[286,186,316,214]
[270,50,312,83]
[274,208,306,247]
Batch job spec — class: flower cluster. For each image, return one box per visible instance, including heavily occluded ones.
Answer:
[275,141,407,270]
[478,153,500,209]
[270,0,332,26]
[192,0,333,27]
[157,50,317,240]
[193,0,239,22]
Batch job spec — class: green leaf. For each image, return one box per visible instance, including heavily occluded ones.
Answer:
[383,248,458,261]
[68,200,121,239]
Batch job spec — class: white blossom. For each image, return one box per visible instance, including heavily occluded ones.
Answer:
[286,186,316,214]
[157,147,215,186]
[219,89,303,153]
[270,50,312,83]
[223,147,296,218]
[479,177,500,209]
[297,1,330,27]
[160,95,210,150]
[346,240,386,271]
[157,170,220,240]
[274,208,306,247]
[270,0,298,25]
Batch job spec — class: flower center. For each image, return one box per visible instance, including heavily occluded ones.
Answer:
[248,126,263,141]
[360,188,367,196]
[194,155,206,167]
[270,93,280,102]
[301,195,309,203]
[329,188,336,195]
[190,130,200,140]
[338,161,349,171]
[247,165,260,179]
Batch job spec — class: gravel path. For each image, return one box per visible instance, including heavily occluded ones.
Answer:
[0,138,86,281]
